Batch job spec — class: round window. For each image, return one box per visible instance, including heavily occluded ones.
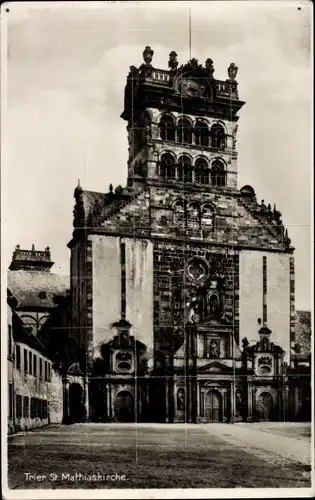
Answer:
[117,362,132,373]
[259,365,271,375]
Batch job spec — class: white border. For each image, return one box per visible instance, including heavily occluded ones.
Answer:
[1,1,314,499]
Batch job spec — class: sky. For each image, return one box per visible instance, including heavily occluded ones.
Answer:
[2,1,312,310]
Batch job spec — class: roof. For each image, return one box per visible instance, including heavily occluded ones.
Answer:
[71,183,293,253]
[7,270,69,309]
[13,311,49,357]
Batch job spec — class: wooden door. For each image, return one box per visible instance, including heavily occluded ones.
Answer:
[205,390,222,422]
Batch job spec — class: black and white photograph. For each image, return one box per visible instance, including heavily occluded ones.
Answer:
[1,1,313,498]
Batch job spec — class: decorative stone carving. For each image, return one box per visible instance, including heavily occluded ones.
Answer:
[142,46,154,66]
[228,63,238,81]
[205,58,214,77]
[168,51,178,70]
[210,339,219,358]
[259,356,272,366]
[177,388,185,410]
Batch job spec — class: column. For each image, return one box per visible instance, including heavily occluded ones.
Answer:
[84,375,89,422]
[247,382,253,421]
[196,381,200,420]
[230,380,236,423]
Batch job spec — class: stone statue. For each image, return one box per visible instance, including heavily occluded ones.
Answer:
[210,340,219,358]
[177,388,185,411]
[168,51,178,70]
[242,337,249,350]
[209,294,219,318]
[142,46,154,66]
[228,63,238,81]
[205,58,214,76]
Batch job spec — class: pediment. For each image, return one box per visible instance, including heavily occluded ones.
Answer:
[197,361,233,373]
[197,315,233,329]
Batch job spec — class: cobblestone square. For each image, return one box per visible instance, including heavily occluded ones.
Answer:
[7,423,312,489]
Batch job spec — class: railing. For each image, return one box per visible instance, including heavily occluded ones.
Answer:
[147,69,171,84]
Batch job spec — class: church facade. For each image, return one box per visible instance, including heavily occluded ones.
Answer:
[68,47,299,423]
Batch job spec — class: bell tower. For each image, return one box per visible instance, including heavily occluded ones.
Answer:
[121,47,245,190]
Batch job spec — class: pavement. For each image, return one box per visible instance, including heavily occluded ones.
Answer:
[7,422,312,490]
[203,422,312,467]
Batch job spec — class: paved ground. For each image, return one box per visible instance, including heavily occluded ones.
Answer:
[7,423,312,489]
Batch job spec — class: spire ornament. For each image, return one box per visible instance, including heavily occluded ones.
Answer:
[205,58,214,77]
[142,46,154,66]
[168,51,178,70]
[227,63,238,81]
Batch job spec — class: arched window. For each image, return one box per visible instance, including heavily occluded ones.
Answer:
[160,153,176,181]
[210,160,226,187]
[195,121,209,147]
[159,114,176,142]
[187,202,200,228]
[178,155,192,183]
[177,118,192,144]
[201,204,214,228]
[210,124,226,150]
[173,200,185,227]
[195,158,210,185]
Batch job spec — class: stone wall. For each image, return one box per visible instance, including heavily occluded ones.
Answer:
[90,234,154,356]
[153,240,240,350]
[239,250,291,360]
[48,369,63,424]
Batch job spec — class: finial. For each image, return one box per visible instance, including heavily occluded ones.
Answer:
[31,244,35,252]
[205,58,214,76]
[45,246,50,253]
[257,318,262,325]
[168,51,178,70]
[228,63,238,81]
[267,203,272,212]
[15,244,20,251]
[143,46,154,66]
[109,183,113,193]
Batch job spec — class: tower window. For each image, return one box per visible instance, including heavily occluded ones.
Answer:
[210,124,226,150]
[201,204,215,228]
[195,121,209,147]
[159,153,176,181]
[173,200,185,227]
[159,115,176,142]
[177,118,192,144]
[178,155,192,183]
[210,160,226,187]
[194,158,210,185]
[187,202,200,228]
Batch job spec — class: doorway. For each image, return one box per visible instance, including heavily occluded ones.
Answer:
[257,392,274,421]
[69,383,85,423]
[114,391,135,422]
[205,389,222,422]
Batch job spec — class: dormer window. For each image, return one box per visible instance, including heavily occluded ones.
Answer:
[39,291,47,300]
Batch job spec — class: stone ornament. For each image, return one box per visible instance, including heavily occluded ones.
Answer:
[205,58,214,76]
[228,63,238,81]
[143,46,154,66]
[168,51,178,70]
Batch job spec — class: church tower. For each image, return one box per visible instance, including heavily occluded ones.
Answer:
[121,47,244,190]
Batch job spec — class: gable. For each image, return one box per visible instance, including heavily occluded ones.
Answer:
[197,361,233,374]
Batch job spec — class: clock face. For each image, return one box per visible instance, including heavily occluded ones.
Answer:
[179,78,202,97]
